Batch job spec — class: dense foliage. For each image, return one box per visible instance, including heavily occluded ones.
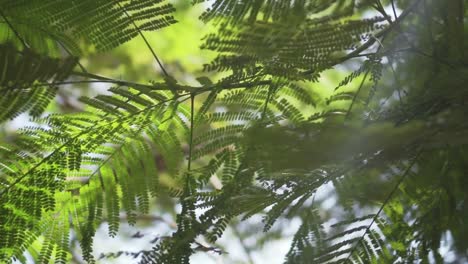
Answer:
[0,0,467,263]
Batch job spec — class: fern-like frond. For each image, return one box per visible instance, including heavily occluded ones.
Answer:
[0,0,177,52]
[0,80,186,262]
[202,16,386,80]
[196,0,355,25]
[286,213,395,264]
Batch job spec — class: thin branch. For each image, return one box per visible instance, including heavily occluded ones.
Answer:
[406,48,456,69]
[261,85,273,120]
[349,47,413,58]
[345,70,369,120]
[0,18,86,72]
[231,224,254,264]
[71,71,157,90]
[373,0,393,24]
[187,94,195,171]
[345,11,395,120]
[390,0,398,20]
[3,65,270,94]
[117,2,169,77]
[216,80,271,91]
[344,151,421,263]
[72,70,271,92]
[387,56,405,107]
[0,80,109,93]
[57,41,88,73]
[0,9,29,49]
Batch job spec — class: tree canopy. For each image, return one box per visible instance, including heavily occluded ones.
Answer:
[0,0,467,263]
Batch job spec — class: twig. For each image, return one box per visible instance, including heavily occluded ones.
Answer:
[390,0,398,20]
[71,71,156,90]
[231,224,254,264]
[72,70,271,92]
[343,151,421,262]
[261,85,273,120]
[373,0,393,24]
[117,2,169,77]
[345,70,369,120]
[387,56,405,108]
[0,9,29,48]
[57,41,88,73]
[187,94,195,171]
